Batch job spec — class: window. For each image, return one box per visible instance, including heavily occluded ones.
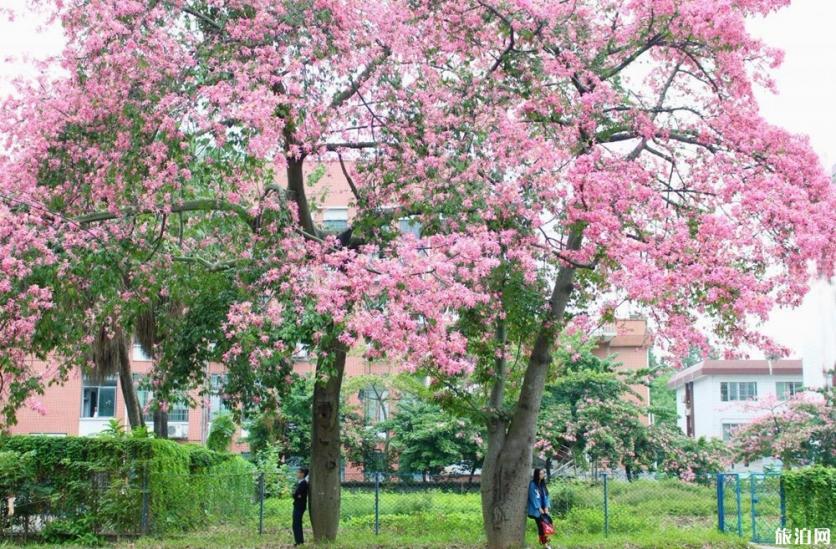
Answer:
[360,384,388,424]
[292,344,309,361]
[209,374,230,420]
[81,375,117,418]
[720,381,757,402]
[398,217,421,238]
[722,423,741,442]
[322,207,348,232]
[132,339,153,361]
[776,381,803,400]
[133,374,189,423]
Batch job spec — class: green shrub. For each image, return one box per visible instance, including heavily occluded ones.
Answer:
[549,481,581,517]
[253,442,295,498]
[206,413,236,452]
[40,516,102,546]
[0,435,243,539]
[186,444,232,472]
[784,466,836,530]
[556,506,652,534]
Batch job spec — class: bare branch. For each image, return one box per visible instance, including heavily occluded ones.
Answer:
[324,141,377,151]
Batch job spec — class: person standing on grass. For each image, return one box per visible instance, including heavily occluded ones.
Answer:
[292,467,309,545]
[527,468,552,548]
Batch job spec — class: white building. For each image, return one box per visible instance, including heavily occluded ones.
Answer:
[667,360,803,444]
[762,278,835,390]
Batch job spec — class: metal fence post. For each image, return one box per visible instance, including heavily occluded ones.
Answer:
[258,472,265,536]
[602,473,609,537]
[750,474,757,542]
[735,474,742,537]
[716,473,725,532]
[140,463,149,535]
[374,472,380,535]
[779,476,786,529]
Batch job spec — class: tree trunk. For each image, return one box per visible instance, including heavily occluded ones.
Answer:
[286,156,316,236]
[153,408,169,439]
[481,331,554,548]
[309,348,346,542]
[116,335,144,430]
[482,230,581,548]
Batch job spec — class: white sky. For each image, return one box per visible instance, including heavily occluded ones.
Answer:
[748,0,836,167]
[1,0,834,361]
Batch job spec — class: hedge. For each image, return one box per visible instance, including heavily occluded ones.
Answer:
[0,435,254,542]
[783,466,836,531]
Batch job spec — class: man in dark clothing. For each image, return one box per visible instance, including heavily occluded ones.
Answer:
[292,467,309,545]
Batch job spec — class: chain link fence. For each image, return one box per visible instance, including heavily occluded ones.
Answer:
[1,469,258,543]
[255,471,733,546]
[3,467,790,545]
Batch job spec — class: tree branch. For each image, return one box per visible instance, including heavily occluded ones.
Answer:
[325,141,378,151]
[329,43,392,111]
[75,199,257,230]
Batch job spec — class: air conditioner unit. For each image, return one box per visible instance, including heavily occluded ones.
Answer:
[167,423,188,440]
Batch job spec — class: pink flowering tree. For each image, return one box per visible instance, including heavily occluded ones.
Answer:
[731,388,835,468]
[354,1,835,546]
[535,349,655,478]
[533,348,728,482]
[1,1,835,547]
[0,0,486,540]
[650,422,730,482]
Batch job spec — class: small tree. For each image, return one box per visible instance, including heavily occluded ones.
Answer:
[386,397,484,481]
[731,388,835,468]
[537,350,651,477]
[206,413,236,453]
[653,426,730,483]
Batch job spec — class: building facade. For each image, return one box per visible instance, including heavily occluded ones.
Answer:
[667,359,803,442]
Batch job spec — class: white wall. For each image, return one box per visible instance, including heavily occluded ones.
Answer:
[678,374,803,440]
[762,278,835,390]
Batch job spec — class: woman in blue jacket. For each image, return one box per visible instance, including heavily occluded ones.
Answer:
[527,468,551,547]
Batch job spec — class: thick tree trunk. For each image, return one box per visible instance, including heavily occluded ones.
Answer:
[153,408,169,439]
[116,335,144,430]
[309,348,346,542]
[481,331,554,548]
[482,230,581,548]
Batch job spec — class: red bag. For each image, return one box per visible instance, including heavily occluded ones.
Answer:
[541,513,556,536]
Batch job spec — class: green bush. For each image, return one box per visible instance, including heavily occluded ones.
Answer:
[40,516,103,546]
[206,412,236,452]
[549,481,581,517]
[557,506,652,534]
[186,444,232,472]
[784,466,836,530]
[253,442,296,498]
[0,435,246,539]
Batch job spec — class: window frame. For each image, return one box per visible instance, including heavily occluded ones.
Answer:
[721,423,741,442]
[80,375,117,418]
[775,381,802,400]
[132,373,190,423]
[322,207,349,232]
[720,381,758,402]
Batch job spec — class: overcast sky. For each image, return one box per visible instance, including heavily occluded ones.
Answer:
[1,1,834,359]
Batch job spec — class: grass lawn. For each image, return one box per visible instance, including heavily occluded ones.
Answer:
[0,523,740,548]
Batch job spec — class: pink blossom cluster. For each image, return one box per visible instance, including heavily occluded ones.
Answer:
[0,0,834,419]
